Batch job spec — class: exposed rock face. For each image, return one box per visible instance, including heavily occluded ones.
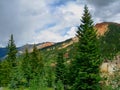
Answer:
[100,55,120,75]
[95,22,120,36]
[100,55,120,87]
[18,42,55,53]
[100,61,116,76]
[95,22,108,36]
[37,42,54,49]
[58,37,78,49]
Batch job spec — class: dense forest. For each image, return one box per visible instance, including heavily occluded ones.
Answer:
[0,5,120,90]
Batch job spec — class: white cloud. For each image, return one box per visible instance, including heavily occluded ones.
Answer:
[0,0,119,47]
[64,27,77,39]
[17,1,84,45]
[32,26,77,44]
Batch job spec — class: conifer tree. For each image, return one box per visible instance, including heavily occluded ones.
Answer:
[0,60,11,86]
[30,44,44,77]
[7,34,17,67]
[21,48,31,87]
[72,5,102,90]
[0,34,18,87]
[55,52,64,82]
[5,34,19,88]
[27,44,45,88]
[55,51,66,89]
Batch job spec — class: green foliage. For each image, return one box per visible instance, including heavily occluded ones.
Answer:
[0,34,17,87]
[9,65,24,89]
[55,80,64,90]
[72,5,102,90]
[1,5,120,90]
[55,51,65,82]
[55,51,70,89]
[7,34,17,67]
[5,44,45,89]
[100,23,120,59]
[30,44,44,76]
[20,45,44,88]
[44,66,55,88]
[20,48,31,87]
[0,60,12,87]
[29,76,47,90]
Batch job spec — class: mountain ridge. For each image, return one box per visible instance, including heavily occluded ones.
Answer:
[0,22,119,59]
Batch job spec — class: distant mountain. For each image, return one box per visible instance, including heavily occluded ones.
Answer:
[0,48,7,59]
[18,42,55,53]
[0,22,120,59]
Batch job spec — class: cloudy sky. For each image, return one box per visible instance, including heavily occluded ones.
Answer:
[0,0,120,47]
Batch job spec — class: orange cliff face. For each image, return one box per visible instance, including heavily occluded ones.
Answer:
[37,42,54,49]
[95,22,109,36]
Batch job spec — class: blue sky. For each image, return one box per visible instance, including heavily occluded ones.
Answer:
[0,0,120,47]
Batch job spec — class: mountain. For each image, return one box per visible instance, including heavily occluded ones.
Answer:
[95,22,120,36]
[98,22,120,59]
[18,42,55,53]
[0,22,120,59]
[40,22,120,64]
[0,48,7,59]
[95,22,109,36]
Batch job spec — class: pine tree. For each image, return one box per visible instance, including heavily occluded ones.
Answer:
[5,34,19,88]
[30,44,44,77]
[55,51,66,89]
[0,34,18,87]
[7,34,17,67]
[72,5,102,90]
[28,44,45,88]
[21,48,31,87]
[55,52,64,81]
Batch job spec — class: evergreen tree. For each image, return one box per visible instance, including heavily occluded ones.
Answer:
[0,60,11,86]
[19,45,44,88]
[55,51,67,89]
[7,34,17,67]
[5,34,20,88]
[0,34,18,87]
[28,44,45,88]
[72,5,102,90]
[30,44,44,77]
[21,48,31,87]
[55,52,64,82]
[0,34,17,87]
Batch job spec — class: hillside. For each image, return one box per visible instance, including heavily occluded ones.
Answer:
[41,22,120,63]
[95,22,120,36]
[0,22,120,59]
[99,22,120,59]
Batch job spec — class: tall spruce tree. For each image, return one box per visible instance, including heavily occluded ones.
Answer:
[1,34,18,87]
[72,5,102,90]
[7,34,17,67]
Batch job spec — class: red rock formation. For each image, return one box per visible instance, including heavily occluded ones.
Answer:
[95,22,108,36]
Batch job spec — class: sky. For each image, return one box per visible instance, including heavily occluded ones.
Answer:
[0,0,120,47]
